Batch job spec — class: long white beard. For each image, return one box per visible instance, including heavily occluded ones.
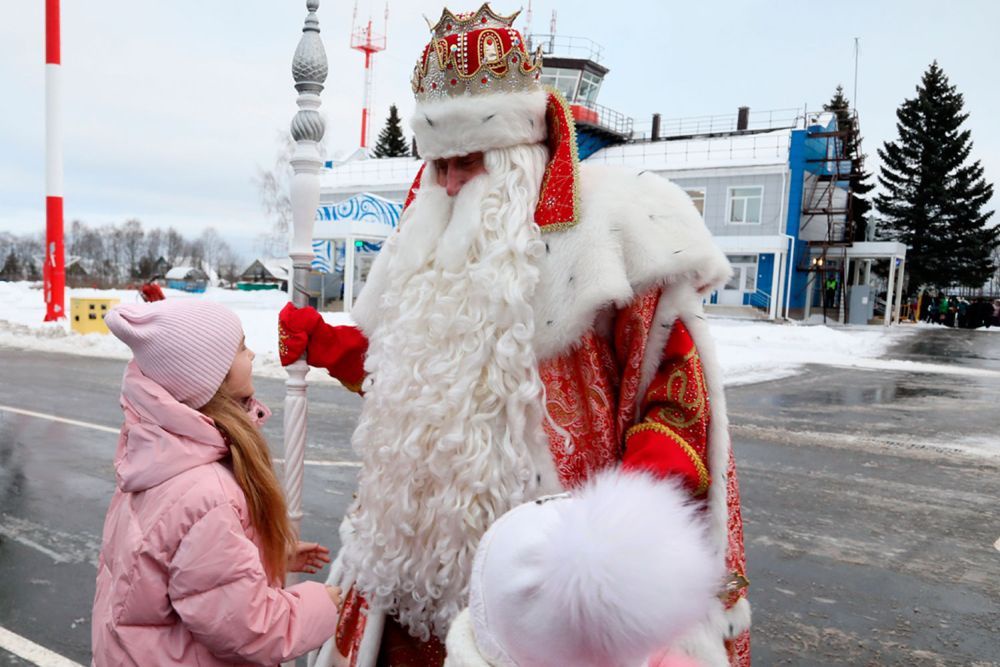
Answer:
[341,144,555,642]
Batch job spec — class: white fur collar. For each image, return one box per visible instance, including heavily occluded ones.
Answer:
[531,164,731,360]
[354,164,731,361]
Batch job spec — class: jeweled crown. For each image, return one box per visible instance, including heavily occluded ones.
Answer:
[411,3,543,102]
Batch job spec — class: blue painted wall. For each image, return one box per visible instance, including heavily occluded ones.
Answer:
[747,253,775,309]
[785,130,810,309]
[576,127,622,160]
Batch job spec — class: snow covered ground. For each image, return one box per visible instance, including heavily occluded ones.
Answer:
[0,281,994,387]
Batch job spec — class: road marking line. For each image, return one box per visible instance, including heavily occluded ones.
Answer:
[0,626,84,667]
[273,458,362,468]
[0,404,119,434]
[0,404,361,468]
[0,525,70,564]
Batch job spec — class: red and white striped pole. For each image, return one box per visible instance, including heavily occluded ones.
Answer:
[44,0,65,321]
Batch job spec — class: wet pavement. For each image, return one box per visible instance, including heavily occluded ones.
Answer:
[0,326,998,665]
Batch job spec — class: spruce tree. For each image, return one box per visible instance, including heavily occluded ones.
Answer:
[876,61,996,290]
[0,250,20,281]
[824,85,874,241]
[372,104,410,158]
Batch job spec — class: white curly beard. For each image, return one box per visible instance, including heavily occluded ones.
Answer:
[341,144,559,642]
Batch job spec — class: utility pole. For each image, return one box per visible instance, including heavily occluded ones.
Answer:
[44,0,65,321]
[350,1,388,150]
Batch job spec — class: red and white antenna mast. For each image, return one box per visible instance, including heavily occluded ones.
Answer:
[350,1,387,150]
[44,0,65,321]
[524,0,533,48]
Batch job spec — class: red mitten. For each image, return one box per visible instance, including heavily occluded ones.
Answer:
[278,302,323,366]
[307,324,368,392]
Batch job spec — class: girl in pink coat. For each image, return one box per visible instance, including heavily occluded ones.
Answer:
[93,300,341,666]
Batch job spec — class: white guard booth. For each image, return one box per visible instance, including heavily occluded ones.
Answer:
[311,192,401,312]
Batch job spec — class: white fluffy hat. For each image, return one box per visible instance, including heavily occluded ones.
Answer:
[409,4,548,160]
[445,470,722,667]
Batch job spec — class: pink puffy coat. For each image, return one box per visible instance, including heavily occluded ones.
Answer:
[92,362,338,666]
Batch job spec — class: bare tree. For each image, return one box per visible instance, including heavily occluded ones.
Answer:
[254,131,295,258]
[165,227,185,265]
[217,246,243,286]
[121,219,145,280]
[199,227,229,273]
[145,228,164,262]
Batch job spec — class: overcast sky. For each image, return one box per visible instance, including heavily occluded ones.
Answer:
[2,0,997,259]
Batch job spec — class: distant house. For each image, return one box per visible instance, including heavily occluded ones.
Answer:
[150,256,172,279]
[238,259,290,291]
[65,256,91,287]
[164,266,209,293]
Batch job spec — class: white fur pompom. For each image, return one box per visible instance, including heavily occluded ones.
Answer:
[533,470,721,666]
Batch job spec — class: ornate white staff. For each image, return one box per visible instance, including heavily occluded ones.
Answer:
[284,0,327,554]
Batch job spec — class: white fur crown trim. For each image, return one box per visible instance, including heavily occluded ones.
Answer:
[411,89,548,160]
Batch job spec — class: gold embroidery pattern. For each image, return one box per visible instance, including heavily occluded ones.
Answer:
[625,421,710,495]
[647,351,708,429]
[278,324,290,360]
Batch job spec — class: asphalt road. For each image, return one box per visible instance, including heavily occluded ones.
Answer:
[0,326,998,666]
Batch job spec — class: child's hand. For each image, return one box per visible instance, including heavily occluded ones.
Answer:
[288,541,332,574]
[325,585,342,609]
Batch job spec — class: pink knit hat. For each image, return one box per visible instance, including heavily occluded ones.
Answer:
[105,299,244,408]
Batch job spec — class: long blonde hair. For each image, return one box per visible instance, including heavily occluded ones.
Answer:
[199,390,293,583]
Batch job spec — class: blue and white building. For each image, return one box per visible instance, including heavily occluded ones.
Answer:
[316,35,907,322]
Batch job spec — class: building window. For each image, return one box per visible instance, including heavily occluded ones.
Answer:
[727,186,763,224]
[684,187,706,216]
[539,67,582,102]
[577,70,603,105]
[727,254,758,292]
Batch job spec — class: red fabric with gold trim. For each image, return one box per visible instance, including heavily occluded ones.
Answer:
[726,451,751,665]
[332,288,749,665]
[419,28,533,81]
[402,163,425,212]
[278,302,323,366]
[613,289,661,436]
[335,586,447,667]
[534,91,580,230]
[622,423,709,496]
[539,326,622,487]
[379,616,446,666]
[404,91,580,232]
[334,587,367,663]
[622,320,712,496]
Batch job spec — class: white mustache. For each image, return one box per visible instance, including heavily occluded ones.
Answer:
[435,174,490,273]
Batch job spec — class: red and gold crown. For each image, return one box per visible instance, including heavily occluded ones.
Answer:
[411,4,543,101]
[409,5,549,159]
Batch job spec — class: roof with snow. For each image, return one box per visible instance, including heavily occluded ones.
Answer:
[165,266,207,280]
[587,127,792,170]
[320,156,421,197]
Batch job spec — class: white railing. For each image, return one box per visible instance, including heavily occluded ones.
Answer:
[632,107,803,141]
[527,33,603,62]
[323,157,422,188]
[588,131,789,166]
[748,288,771,312]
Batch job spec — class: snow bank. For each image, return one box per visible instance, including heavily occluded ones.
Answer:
[709,318,914,386]
[0,281,349,382]
[0,281,928,387]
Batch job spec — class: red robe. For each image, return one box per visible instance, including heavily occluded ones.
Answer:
[290,92,748,666]
[298,293,749,666]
